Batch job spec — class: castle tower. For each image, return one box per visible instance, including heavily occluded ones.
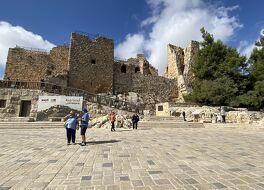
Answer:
[165,41,199,102]
[167,44,184,79]
[68,32,114,94]
[137,54,150,75]
[183,41,200,92]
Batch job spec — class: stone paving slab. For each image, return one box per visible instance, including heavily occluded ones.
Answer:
[0,127,264,189]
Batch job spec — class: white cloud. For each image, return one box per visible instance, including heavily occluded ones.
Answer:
[115,33,145,60]
[261,28,264,36]
[238,28,264,59]
[115,0,242,74]
[238,40,255,59]
[0,21,55,78]
[141,16,159,27]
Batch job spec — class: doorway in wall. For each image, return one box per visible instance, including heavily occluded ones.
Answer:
[19,100,31,117]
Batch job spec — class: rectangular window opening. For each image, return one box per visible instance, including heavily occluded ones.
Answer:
[158,106,163,111]
[0,100,6,108]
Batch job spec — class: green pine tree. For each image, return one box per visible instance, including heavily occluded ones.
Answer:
[237,34,264,110]
[186,28,248,106]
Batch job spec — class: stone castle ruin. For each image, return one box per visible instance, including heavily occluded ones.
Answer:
[3,32,264,125]
[164,41,199,102]
[3,32,199,109]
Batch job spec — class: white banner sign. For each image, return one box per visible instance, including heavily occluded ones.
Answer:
[38,96,83,111]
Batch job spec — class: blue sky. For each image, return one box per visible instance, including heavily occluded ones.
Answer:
[0,0,264,78]
[0,0,149,45]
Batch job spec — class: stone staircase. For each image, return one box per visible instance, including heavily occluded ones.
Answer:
[0,117,35,122]
[0,118,204,129]
[144,116,184,122]
[140,116,204,128]
[0,122,64,129]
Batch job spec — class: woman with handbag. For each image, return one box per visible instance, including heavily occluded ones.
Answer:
[64,111,79,145]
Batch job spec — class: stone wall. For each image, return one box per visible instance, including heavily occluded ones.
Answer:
[156,102,202,117]
[3,32,199,109]
[4,48,50,81]
[156,102,170,116]
[68,33,114,94]
[149,65,159,76]
[164,41,199,102]
[45,74,68,87]
[113,64,133,94]
[155,102,264,123]
[0,89,50,119]
[131,75,177,104]
[114,71,178,109]
[183,41,199,90]
[137,54,158,76]
[115,54,158,77]
[49,46,70,75]
[226,111,264,124]
[4,46,69,82]
[114,54,161,100]
[166,44,184,79]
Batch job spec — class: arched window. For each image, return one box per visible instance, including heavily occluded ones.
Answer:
[135,67,140,73]
[121,65,127,73]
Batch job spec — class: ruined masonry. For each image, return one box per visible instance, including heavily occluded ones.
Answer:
[4,32,199,107]
[164,41,199,102]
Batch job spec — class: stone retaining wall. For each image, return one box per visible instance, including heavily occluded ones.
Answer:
[114,73,178,108]
[0,89,50,119]
[156,102,264,123]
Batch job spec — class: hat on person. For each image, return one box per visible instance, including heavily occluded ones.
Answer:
[82,108,88,113]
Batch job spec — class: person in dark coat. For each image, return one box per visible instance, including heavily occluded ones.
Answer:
[132,114,140,129]
[182,111,186,121]
[220,106,226,123]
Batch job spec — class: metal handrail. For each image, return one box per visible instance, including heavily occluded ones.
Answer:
[15,45,50,54]
[114,57,127,62]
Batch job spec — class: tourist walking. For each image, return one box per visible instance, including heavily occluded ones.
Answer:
[80,108,89,146]
[220,106,226,123]
[217,113,222,123]
[132,113,140,129]
[109,111,116,132]
[64,111,78,145]
[182,111,186,121]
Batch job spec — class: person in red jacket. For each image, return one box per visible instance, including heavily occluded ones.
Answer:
[109,111,116,132]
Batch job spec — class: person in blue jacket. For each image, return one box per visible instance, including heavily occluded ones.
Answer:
[64,111,78,145]
[80,108,89,146]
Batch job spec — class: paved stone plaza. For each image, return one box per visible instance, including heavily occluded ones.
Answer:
[0,127,264,190]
